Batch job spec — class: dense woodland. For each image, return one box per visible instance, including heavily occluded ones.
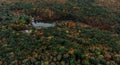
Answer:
[0,0,120,65]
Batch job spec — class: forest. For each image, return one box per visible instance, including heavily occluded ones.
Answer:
[0,0,120,65]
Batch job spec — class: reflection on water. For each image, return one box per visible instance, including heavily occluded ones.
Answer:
[31,17,56,29]
[32,22,56,29]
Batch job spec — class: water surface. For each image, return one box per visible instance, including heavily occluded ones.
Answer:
[32,22,56,29]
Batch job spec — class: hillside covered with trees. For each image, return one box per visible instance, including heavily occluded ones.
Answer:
[0,0,120,65]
